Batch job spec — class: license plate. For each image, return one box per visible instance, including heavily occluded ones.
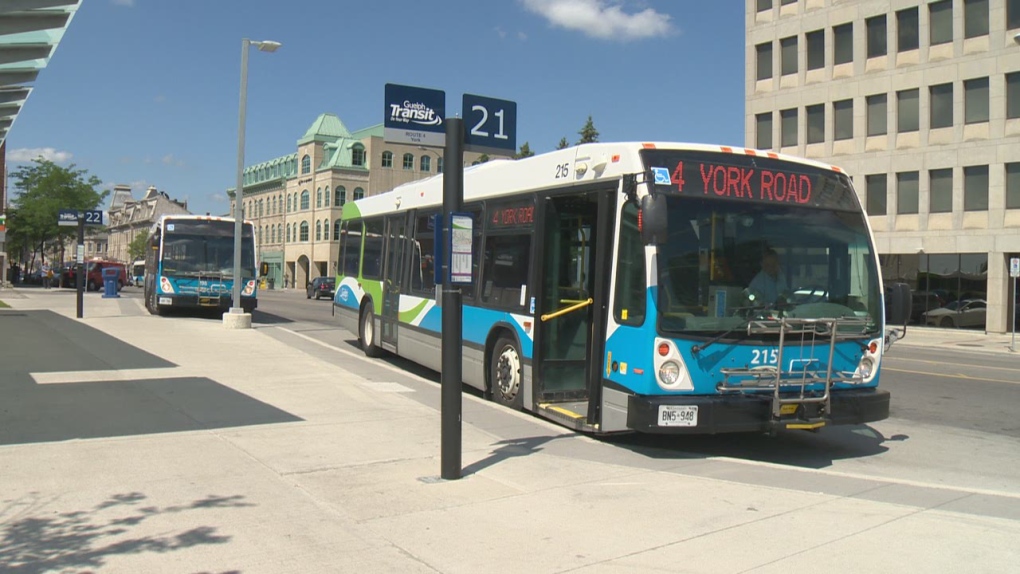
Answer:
[658,405,698,427]
[158,297,171,305]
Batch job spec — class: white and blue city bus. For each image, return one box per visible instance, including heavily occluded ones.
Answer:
[144,215,258,315]
[334,142,908,435]
[132,259,145,287]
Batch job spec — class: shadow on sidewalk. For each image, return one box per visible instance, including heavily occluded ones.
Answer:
[0,310,303,446]
[605,424,905,470]
[0,492,249,574]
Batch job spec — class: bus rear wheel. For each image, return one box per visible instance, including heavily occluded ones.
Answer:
[491,336,523,410]
[359,303,384,358]
[147,289,163,316]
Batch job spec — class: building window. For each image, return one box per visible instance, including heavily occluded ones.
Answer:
[757,0,772,11]
[833,23,853,65]
[929,169,953,213]
[324,186,330,207]
[780,36,797,76]
[420,155,431,172]
[805,30,824,70]
[806,104,824,144]
[867,174,887,216]
[833,99,853,141]
[930,83,954,129]
[964,0,989,38]
[1007,163,1020,209]
[300,190,310,210]
[316,187,322,208]
[780,0,795,4]
[897,89,919,133]
[324,218,329,241]
[964,165,989,211]
[402,153,414,170]
[316,220,322,241]
[352,147,366,166]
[755,112,773,149]
[756,42,773,81]
[334,220,341,240]
[897,171,919,215]
[866,15,887,58]
[929,1,953,46]
[1009,0,1020,29]
[1006,72,1020,119]
[354,187,365,201]
[301,154,311,174]
[964,77,989,124]
[897,7,919,52]
[336,186,346,206]
[300,222,309,242]
[287,194,292,213]
[381,151,393,168]
[780,108,798,147]
[437,157,444,173]
[866,94,887,136]
[286,224,291,242]
[271,226,276,244]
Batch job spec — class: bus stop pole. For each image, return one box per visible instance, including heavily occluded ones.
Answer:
[441,117,464,480]
[76,215,84,319]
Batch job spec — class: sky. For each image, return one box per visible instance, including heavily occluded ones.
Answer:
[7,0,746,217]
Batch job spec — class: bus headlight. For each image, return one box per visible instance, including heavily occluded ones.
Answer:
[659,361,681,386]
[653,338,693,391]
[853,338,882,383]
[159,276,174,294]
[242,280,256,296]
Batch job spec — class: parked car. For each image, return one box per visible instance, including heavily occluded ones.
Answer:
[910,291,946,324]
[307,276,336,300]
[83,260,127,292]
[923,299,987,329]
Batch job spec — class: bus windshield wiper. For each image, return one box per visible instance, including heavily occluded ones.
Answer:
[692,316,756,355]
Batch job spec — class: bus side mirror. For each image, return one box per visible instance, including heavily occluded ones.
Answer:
[885,282,910,326]
[260,262,269,277]
[639,193,668,245]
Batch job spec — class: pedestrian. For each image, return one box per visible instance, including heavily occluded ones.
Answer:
[42,264,53,289]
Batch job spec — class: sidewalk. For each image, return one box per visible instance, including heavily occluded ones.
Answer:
[1,287,1018,573]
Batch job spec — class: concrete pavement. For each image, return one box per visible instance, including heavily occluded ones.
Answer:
[1,286,1018,573]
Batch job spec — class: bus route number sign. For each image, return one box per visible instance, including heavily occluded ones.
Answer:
[463,93,516,155]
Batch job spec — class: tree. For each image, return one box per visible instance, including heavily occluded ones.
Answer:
[128,233,148,261]
[577,115,599,144]
[513,142,535,159]
[8,159,108,266]
[556,137,570,150]
[471,153,490,165]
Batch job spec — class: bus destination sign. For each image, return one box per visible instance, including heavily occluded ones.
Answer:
[488,202,534,229]
[644,150,859,211]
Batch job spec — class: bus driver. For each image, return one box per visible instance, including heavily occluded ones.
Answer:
[748,248,788,305]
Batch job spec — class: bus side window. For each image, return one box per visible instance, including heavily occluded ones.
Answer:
[410,212,437,296]
[614,202,646,325]
[342,220,363,278]
[362,219,385,279]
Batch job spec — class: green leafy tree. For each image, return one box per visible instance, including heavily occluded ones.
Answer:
[577,115,599,144]
[128,233,148,261]
[556,137,570,150]
[471,153,491,165]
[513,142,535,159]
[8,159,108,266]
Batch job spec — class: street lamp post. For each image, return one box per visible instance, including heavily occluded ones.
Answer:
[226,37,280,329]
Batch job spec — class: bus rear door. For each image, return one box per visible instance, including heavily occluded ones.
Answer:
[380,214,408,352]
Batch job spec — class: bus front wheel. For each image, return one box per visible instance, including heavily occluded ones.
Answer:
[359,303,384,358]
[490,336,523,410]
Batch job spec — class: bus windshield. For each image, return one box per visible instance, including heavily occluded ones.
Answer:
[655,195,881,336]
[161,220,255,277]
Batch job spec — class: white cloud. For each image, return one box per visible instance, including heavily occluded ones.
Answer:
[111,0,135,7]
[161,154,185,167]
[208,193,227,204]
[8,147,74,163]
[521,0,673,41]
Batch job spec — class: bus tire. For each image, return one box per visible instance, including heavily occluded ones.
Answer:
[359,302,384,358]
[147,289,163,316]
[490,336,523,410]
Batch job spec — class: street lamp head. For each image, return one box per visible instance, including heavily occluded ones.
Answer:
[253,40,282,52]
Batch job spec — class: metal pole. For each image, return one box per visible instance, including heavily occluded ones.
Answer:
[441,117,464,480]
[231,38,250,316]
[76,215,84,319]
[1012,276,1017,352]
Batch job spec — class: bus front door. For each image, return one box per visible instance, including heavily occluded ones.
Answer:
[381,215,407,352]
[535,189,614,421]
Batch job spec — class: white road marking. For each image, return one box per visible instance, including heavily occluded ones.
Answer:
[31,367,187,384]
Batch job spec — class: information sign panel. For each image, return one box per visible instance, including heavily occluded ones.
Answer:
[384,83,446,146]
[1010,257,1019,278]
[450,213,473,284]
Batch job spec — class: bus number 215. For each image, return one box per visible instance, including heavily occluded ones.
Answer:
[555,163,570,179]
[750,348,778,365]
